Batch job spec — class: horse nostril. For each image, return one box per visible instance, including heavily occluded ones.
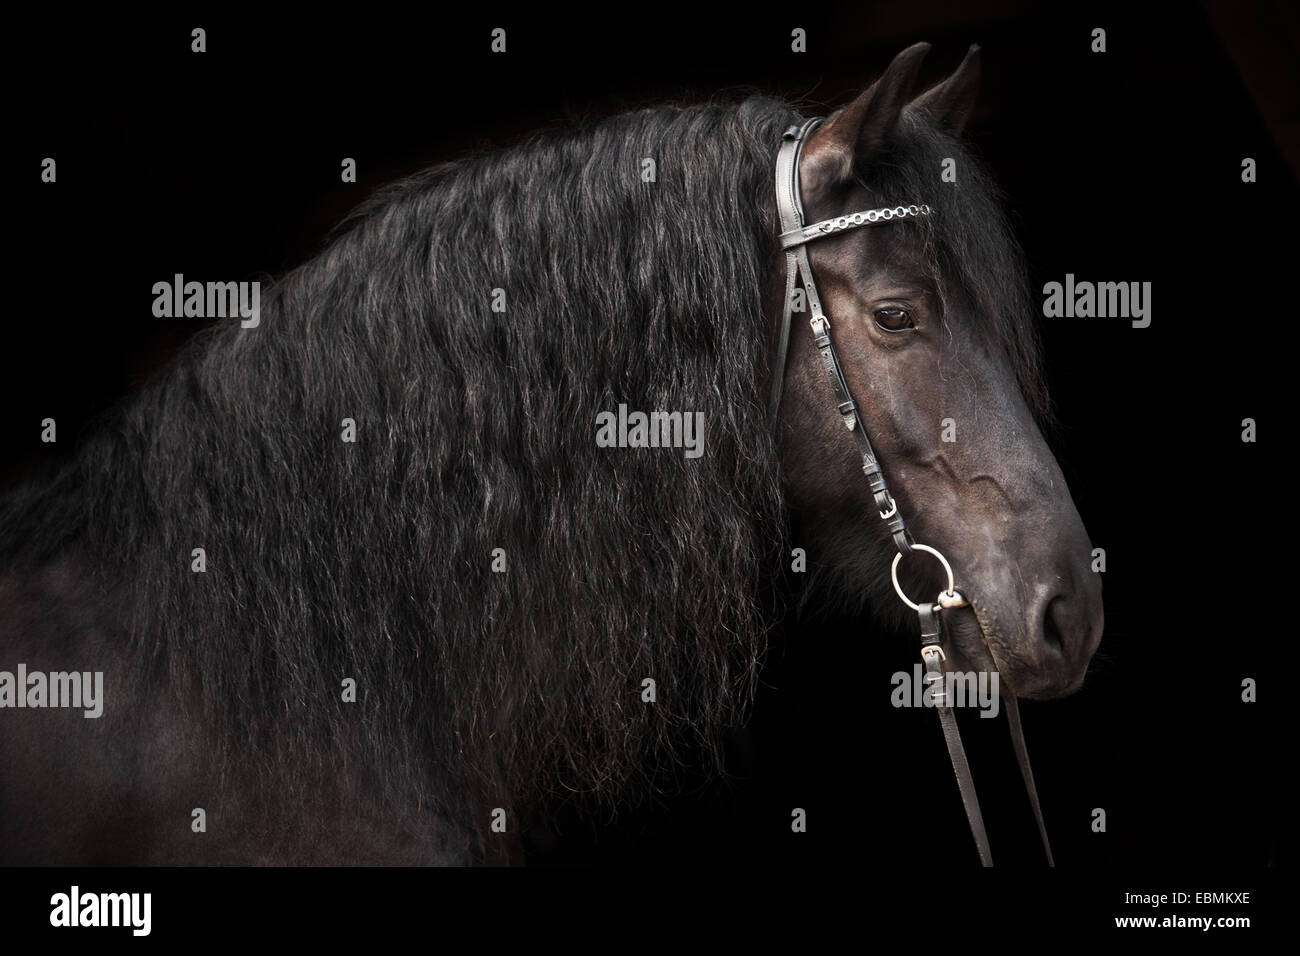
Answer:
[1041,596,1066,654]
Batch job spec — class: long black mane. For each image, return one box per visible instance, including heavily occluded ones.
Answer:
[0,92,1044,858]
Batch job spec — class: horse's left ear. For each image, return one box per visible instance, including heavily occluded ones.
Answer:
[805,42,931,187]
[909,44,982,136]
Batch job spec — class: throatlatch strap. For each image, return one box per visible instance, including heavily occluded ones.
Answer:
[769,245,801,419]
[920,604,993,867]
[1005,694,1055,866]
[769,119,823,421]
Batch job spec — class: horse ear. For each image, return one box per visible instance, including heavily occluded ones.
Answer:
[805,42,930,186]
[910,44,981,136]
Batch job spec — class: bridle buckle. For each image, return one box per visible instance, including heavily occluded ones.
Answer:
[920,643,946,663]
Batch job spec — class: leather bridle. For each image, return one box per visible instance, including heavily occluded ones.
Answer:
[771,117,1054,867]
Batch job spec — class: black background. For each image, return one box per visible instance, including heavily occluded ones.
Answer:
[3,0,1289,938]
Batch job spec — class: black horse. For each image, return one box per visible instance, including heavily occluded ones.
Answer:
[0,43,1101,865]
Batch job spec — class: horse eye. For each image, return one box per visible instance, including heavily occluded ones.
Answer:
[874,308,914,332]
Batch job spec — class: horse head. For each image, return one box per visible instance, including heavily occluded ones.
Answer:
[775,43,1104,699]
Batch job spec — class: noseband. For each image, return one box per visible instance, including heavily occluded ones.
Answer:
[771,118,1054,867]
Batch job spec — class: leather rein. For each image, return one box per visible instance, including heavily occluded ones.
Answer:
[771,118,1054,867]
